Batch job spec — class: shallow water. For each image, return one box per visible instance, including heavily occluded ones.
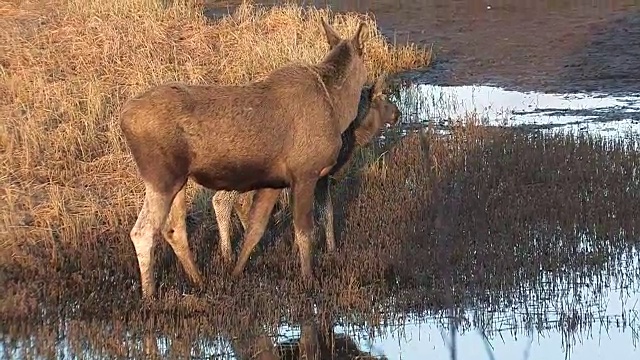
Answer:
[210,0,640,95]
[4,224,639,359]
[395,84,640,138]
[3,87,640,359]
[269,252,640,359]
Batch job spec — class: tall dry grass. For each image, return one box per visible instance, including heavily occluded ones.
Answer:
[0,0,431,266]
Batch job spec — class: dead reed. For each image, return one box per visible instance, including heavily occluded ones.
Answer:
[3,116,639,306]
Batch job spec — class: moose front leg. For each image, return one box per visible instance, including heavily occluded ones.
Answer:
[162,187,204,288]
[130,185,177,299]
[231,188,282,278]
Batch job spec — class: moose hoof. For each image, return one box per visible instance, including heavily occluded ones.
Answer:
[220,249,235,263]
[140,294,155,310]
[140,286,156,302]
[191,286,206,298]
[301,272,316,289]
[192,278,205,293]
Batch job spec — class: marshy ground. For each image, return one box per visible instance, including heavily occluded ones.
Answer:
[2,0,640,359]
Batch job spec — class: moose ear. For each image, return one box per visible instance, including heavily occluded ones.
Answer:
[351,22,367,55]
[321,18,342,49]
[372,72,387,98]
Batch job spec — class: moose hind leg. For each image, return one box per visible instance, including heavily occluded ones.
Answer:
[231,188,282,278]
[292,179,318,284]
[162,186,203,288]
[130,185,176,299]
[213,190,240,263]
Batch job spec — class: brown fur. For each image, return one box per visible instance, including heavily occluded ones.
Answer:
[212,74,401,256]
[120,18,369,298]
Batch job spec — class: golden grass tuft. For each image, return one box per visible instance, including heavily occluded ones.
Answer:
[0,0,431,265]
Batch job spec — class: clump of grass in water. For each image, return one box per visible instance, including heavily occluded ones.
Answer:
[0,0,432,273]
[342,128,640,304]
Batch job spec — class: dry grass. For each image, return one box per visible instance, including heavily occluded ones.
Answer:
[0,0,432,266]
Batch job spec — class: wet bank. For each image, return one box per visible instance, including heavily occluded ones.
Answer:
[4,263,639,359]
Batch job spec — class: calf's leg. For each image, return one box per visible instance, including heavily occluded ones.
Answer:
[299,320,321,360]
[234,191,254,232]
[130,184,178,299]
[231,188,282,277]
[315,176,336,252]
[292,178,318,284]
[212,190,240,263]
[161,187,203,288]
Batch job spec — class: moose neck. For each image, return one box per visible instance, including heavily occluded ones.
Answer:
[316,42,366,133]
[352,88,380,146]
[331,88,375,177]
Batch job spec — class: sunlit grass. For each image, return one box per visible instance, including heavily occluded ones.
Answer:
[0,0,432,265]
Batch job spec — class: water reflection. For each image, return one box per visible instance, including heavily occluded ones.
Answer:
[368,252,640,359]
[3,255,639,360]
[1,305,384,359]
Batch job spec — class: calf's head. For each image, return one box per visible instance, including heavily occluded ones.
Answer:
[370,74,401,127]
[354,74,402,145]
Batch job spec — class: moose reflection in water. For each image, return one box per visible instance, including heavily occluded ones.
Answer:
[230,318,383,360]
[212,74,401,261]
[119,18,369,298]
[139,305,383,360]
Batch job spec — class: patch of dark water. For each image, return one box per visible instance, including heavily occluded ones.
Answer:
[206,0,640,96]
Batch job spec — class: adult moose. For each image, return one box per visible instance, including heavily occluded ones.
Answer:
[120,18,369,298]
[212,74,401,263]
